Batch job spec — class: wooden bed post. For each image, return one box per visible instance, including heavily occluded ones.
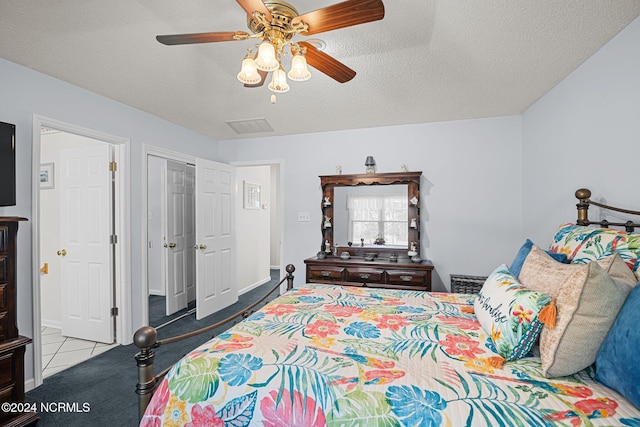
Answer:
[575,188,591,226]
[286,263,295,290]
[134,326,158,420]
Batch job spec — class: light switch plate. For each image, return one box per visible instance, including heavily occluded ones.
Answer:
[298,211,310,222]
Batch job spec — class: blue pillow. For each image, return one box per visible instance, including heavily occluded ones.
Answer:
[595,282,640,409]
[510,239,568,277]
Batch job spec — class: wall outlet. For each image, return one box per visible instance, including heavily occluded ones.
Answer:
[298,211,311,222]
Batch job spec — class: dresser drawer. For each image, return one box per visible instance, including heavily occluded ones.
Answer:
[0,257,6,282]
[386,270,428,285]
[0,312,6,342]
[307,265,344,281]
[0,352,13,389]
[345,268,384,284]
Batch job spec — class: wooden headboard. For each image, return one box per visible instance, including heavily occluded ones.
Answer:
[575,188,640,232]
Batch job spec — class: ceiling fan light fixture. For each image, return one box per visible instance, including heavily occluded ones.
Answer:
[237,54,262,84]
[255,41,279,72]
[287,53,311,81]
[268,67,290,93]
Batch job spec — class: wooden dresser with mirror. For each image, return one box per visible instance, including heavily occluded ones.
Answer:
[304,171,434,291]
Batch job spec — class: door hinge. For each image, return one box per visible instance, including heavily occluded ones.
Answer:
[111,307,119,316]
[109,161,117,172]
[110,234,118,244]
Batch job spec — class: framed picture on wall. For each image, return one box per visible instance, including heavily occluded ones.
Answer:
[243,181,261,209]
[40,162,55,189]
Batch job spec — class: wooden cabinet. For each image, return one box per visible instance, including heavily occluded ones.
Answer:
[0,217,37,427]
[305,257,434,291]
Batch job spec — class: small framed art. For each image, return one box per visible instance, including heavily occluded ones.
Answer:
[243,181,261,209]
[40,162,55,189]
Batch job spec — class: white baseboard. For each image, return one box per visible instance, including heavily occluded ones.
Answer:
[238,276,271,296]
[149,290,165,296]
[25,378,35,392]
[41,319,62,329]
[270,265,280,270]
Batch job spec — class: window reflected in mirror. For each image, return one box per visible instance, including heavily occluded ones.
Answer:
[334,185,408,248]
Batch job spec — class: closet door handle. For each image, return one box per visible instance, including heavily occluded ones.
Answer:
[199,244,207,250]
[168,242,177,248]
[57,249,67,256]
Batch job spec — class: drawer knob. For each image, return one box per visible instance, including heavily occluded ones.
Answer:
[359,273,370,279]
[321,271,331,277]
[400,275,413,282]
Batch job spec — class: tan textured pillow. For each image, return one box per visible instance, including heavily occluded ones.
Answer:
[518,246,632,377]
[597,253,638,288]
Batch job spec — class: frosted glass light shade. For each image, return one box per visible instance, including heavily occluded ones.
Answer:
[255,42,279,71]
[268,68,290,93]
[287,54,311,81]
[237,56,262,84]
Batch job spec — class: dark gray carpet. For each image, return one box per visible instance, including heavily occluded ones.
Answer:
[148,295,196,328]
[26,270,283,426]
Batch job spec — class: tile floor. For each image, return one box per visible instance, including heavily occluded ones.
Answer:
[41,326,119,378]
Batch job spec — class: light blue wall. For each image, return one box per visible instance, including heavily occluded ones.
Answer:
[522,16,640,245]
[0,58,221,384]
[219,116,524,291]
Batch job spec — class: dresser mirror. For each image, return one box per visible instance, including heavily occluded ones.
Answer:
[319,172,422,257]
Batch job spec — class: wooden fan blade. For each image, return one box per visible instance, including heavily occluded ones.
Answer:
[236,0,272,21]
[156,31,250,45]
[293,0,384,36]
[244,69,268,88]
[299,41,356,83]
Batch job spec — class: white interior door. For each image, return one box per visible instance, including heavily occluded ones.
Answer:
[195,158,237,319]
[165,160,188,316]
[59,144,113,343]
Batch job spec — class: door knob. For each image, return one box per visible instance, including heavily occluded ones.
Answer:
[57,249,67,256]
[199,244,207,250]
[168,242,177,248]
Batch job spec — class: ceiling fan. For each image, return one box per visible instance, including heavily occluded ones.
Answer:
[156,0,385,94]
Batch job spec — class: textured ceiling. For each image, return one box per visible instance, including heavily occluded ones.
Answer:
[1,1,639,140]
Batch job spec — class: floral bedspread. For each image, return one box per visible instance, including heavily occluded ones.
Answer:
[141,284,640,427]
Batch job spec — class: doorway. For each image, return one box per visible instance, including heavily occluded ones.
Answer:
[31,115,131,389]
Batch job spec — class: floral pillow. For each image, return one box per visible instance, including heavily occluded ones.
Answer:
[473,265,554,363]
[549,223,640,272]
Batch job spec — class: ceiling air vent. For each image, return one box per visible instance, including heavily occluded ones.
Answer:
[226,118,274,134]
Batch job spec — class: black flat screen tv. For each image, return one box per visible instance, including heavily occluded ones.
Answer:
[0,121,16,206]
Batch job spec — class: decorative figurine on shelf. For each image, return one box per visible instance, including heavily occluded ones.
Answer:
[335,165,342,175]
[324,240,331,253]
[410,196,419,206]
[340,251,350,260]
[410,218,418,229]
[347,241,353,247]
[324,215,332,228]
[408,242,418,257]
[316,251,326,260]
[401,164,408,172]
[333,244,339,256]
[374,234,385,245]
[411,254,422,263]
[360,238,365,247]
[323,196,331,207]
[365,156,376,174]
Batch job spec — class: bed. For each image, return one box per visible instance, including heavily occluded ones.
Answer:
[134,188,640,426]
